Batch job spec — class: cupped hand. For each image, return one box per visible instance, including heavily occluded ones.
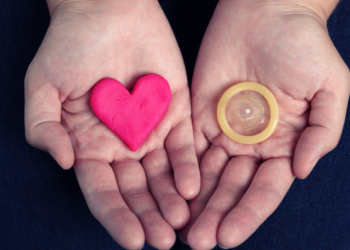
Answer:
[180,0,350,249]
[24,0,200,249]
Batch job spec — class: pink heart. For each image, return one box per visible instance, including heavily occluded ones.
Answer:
[90,74,171,151]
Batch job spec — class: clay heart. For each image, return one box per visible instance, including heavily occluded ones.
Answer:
[90,74,171,151]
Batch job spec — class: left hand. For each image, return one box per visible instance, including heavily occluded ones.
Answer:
[179,0,350,248]
[25,1,200,249]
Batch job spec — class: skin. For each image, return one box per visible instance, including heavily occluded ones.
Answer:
[24,0,200,249]
[179,0,350,249]
[24,0,349,248]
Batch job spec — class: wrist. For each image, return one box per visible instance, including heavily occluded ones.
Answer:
[46,0,159,17]
[46,0,76,15]
[287,0,339,22]
[219,0,338,25]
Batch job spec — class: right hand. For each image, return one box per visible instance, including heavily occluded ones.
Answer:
[25,0,200,249]
[179,0,349,248]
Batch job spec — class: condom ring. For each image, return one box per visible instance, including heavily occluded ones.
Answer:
[217,82,279,144]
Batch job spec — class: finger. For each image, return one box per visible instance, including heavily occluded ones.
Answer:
[165,116,200,200]
[217,157,295,248]
[294,84,349,179]
[74,159,144,250]
[192,109,211,161]
[112,160,176,250]
[178,145,229,244]
[25,79,74,169]
[193,127,210,161]
[187,156,259,250]
[142,148,190,229]
[191,93,219,161]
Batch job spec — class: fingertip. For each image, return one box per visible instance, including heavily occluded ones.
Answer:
[178,187,199,201]
[26,121,75,169]
[58,152,75,170]
[111,209,145,250]
[47,148,62,168]
[292,156,310,179]
[187,226,216,250]
[47,140,74,170]
[165,124,201,200]
[293,157,319,179]
[293,126,325,179]
[48,145,75,170]
[168,148,200,200]
[175,164,200,200]
[141,210,176,250]
[293,162,309,179]
[293,168,308,180]
[161,194,190,230]
[217,223,240,249]
[177,200,204,246]
[157,230,176,250]
[217,206,261,249]
[218,244,230,249]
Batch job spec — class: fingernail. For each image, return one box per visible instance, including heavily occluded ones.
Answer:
[48,149,61,167]
[218,244,230,249]
[307,158,319,177]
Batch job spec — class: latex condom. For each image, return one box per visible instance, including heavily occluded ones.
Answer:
[217,82,279,144]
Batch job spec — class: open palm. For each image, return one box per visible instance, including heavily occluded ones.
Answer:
[180,1,350,249]
[25,1,199,249]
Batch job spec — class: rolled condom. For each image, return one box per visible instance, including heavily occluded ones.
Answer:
[217,82,279,144]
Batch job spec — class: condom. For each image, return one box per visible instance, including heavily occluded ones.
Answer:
[217,82,279,144]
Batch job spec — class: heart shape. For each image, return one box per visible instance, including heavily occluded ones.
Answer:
[90,74,171,151]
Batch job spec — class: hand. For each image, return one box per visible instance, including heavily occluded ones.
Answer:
[24,0,200,249]
[180,0,350,248]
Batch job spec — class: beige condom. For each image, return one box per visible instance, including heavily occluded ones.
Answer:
[217,82,279,144]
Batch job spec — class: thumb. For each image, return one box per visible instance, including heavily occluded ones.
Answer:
[293,77,350,179]
[25,76,74,169]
